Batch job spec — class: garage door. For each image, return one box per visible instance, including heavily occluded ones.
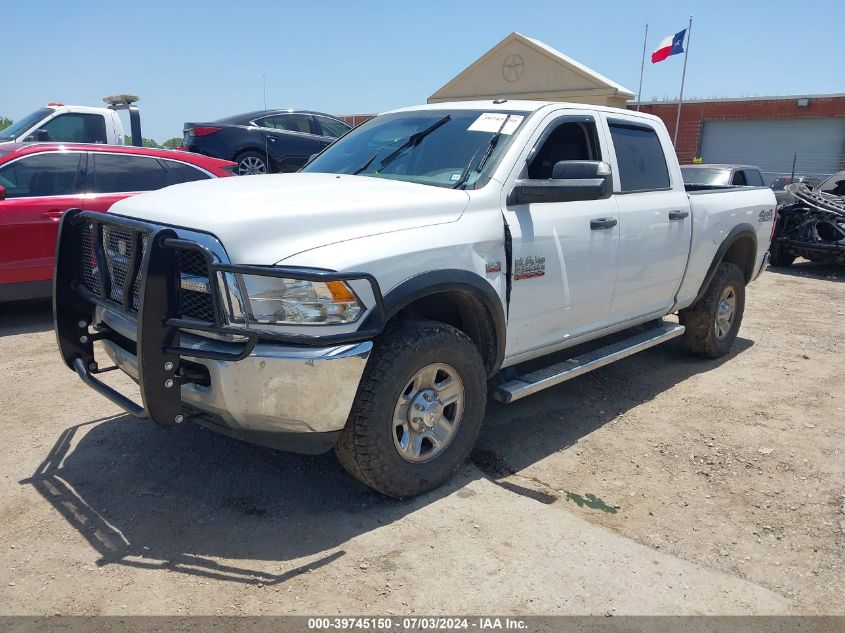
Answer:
[699,118,845,185]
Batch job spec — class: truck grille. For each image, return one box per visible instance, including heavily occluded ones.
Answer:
[79,220,216,322]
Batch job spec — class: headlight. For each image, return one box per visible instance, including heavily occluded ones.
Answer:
[240,274,363,325]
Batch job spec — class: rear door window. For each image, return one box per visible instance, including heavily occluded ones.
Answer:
[314,116,350,138]
[159,158,211,185]
[744,170,764,186]
[731,170,748,186]
[40,113,107,143]
[0,152,82,197]
[608,122,670,192]
[91,154,168,193]
[257,114,313,134]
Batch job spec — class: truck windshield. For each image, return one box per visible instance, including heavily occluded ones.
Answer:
[302,109,529,189]
[0,108,53,141]
[681,167,731,186]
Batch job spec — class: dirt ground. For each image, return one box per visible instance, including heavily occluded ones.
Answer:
[0,260,842,616]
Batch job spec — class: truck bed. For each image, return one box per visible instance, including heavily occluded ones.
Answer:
[673,186,776,309]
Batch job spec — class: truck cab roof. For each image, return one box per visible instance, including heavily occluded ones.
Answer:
[386,99,666,125]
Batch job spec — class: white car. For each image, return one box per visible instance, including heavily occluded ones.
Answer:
[54,100,776,497]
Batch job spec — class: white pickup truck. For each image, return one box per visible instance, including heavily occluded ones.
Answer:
[54,100,775,497]
[0,104,125,145]
[1,96,143,146]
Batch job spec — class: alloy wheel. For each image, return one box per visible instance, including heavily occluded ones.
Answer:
[392,363,464,463]
[237,156,267,176]
[715,285,737,339]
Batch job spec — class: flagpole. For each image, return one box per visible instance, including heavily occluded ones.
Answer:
[636,22,648,111]
[673,15,693,146]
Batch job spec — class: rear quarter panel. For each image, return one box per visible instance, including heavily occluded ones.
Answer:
[675,187,776,309]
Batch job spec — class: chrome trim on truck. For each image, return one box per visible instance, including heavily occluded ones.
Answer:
[102,335,372,434]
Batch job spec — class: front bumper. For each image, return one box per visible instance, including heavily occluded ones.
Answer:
[101,334,372,436]
[54,209,384,454]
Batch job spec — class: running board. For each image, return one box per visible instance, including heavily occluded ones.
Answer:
[494,322,686,403]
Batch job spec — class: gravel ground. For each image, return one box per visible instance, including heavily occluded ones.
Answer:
[0,261,842,615]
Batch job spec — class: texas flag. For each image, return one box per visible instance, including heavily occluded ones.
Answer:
[651,29,686,63]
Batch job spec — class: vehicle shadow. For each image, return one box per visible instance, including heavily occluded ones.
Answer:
[767,260,843,283]
[20,336,753,586]
[0,299,53,336]
[472,337,754,494]
[20,413,415,585]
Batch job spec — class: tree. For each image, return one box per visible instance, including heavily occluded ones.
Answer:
[0,116,12,131]
[123,135,160,148]
[161,137,182,150]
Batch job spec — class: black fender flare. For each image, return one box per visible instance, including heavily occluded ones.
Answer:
[694,223,758,303]
[378,269,507,373]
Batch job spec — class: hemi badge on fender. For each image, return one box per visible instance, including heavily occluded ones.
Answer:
[485,261,502,274]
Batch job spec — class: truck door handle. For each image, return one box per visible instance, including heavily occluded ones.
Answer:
[41,209,64,220]
[669,210,689,220]
[268,136,278,142]
[590,217,617,230]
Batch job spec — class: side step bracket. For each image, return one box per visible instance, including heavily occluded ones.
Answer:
[494,322,685,403]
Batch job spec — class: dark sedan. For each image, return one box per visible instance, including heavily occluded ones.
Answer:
[181,110,350,175]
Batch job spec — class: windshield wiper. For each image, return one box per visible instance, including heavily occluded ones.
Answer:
[378,115,452,171]
[452,115,511,189]
[353,149,382,175]
[352,115,452,176]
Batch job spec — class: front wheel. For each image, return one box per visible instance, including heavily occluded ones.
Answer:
[679,262,746,359]
[335,320,487,498]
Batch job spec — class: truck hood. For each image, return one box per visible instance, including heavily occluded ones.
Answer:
[109,173,470,264]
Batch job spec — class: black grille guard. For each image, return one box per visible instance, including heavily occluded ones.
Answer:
[54,209,386,426]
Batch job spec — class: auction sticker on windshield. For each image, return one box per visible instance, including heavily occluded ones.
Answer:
[468,113,524,135]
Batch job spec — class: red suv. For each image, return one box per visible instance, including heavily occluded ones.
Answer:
[0,143,235,301]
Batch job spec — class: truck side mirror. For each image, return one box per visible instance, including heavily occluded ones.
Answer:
[0,185,5,201]
[508,160,612,205]
[25,129,50,142]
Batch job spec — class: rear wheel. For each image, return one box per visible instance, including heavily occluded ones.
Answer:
[679,262,745,359]
[235,151,269,176]
[335,320,487,498]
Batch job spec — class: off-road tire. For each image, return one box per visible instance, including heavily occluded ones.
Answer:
[335,320,487,498]
[769,243,796,267]
[678,262,746,359]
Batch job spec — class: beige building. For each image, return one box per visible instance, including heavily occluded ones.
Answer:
[428,32,634,109]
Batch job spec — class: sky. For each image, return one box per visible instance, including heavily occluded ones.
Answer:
[3,0,843,142]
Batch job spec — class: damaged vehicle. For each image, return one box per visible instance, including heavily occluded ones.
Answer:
[53,101,774,498]
[769,181,845,267]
